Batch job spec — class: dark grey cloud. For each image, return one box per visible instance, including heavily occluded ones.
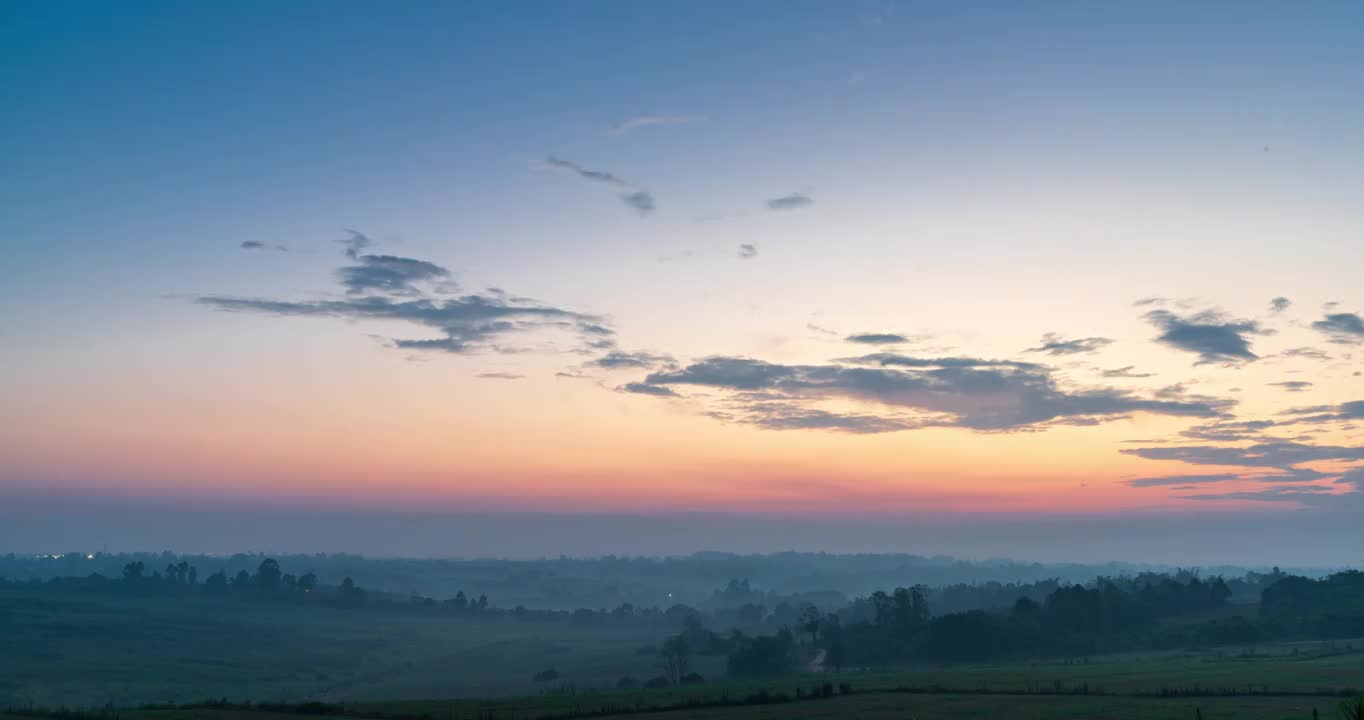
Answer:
[1180,485,1343,503]
[1279,400,1364,424]
[1175,466,1362,505]
[844,353,1042,371]
[618,382,681,398]
[1121,441,1364,469]
[338,254,452,296]
[1125,473,1242,488]
[639,355,1226,432]
[621,190,656,215]
[591,350,674,370]
[1121,433,1364,505]
[766,193,813,211]
[547,156,656,216]
[338,229,373,259]
[845,333,910,345]
[1179,419,1276,442]
[737,244,758,259]
[1101,366,1155,378]
[199,248,602,357]
[241,241,287,252]
[1269,380,1313,393]
[576,321,615,338]
[1269,297,1291,314]
[1311,312,1364,344]
[476,372,525,380]
[546,156,631,187]
[1026,333,1114,356]
[727,403,918,434]
[1126,466,1332,489]
[1144,309,1267,364]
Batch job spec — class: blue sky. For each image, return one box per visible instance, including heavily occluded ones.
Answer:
[2,1,1363,560]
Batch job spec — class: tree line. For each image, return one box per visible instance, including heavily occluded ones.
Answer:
[670,570,1364,678]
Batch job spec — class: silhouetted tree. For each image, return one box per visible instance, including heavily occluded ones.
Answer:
[338,576,367,604]
[204,569,227,593]
[727,627,796,678]
[255,558,282,591]
[659,634,690,685]
[738,603,766,625]
[800,605,821,644]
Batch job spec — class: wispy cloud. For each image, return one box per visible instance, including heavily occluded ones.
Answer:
[621,190,656,215]
[1122,441,1364,468]
[546,156,631,187]
[240,241,288,252]
[766,192,814,211]
[1102,366,1155,379]
[546,156,656,215]
[1125,473,1242,488]
[338,229,373,259]
[610,114,706,134]
[1269,296,1291,314]
[1279,400,1364,424]
[590,350,674,370]
[1278,347,1331,361]
[737,243,758,259]
[1179,419,1277,442]
[618,382,681,398]
[845,333,911,345]
[1026,333,1114,356]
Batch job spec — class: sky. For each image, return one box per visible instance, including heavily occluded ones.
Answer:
[2,1,1363,563]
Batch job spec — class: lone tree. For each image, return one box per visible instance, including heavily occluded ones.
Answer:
[659,634,690,686]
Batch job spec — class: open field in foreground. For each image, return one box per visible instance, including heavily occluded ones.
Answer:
[0,588,695,708]
[5,639,1362,720]
[4,693,1360,720]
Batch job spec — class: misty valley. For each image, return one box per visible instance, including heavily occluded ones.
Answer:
[2,552,1363,720]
